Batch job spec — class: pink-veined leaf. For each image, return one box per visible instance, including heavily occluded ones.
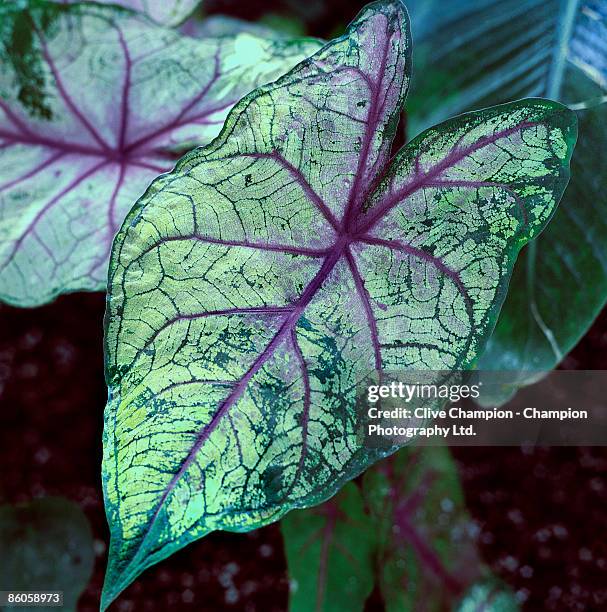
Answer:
[283,448,520,612]
[0,1,322,305]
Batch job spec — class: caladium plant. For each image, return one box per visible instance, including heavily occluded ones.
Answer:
[0,1,321,306]
[101,0,575,606]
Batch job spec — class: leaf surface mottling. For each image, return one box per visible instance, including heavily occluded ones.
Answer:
[102,0,576,605]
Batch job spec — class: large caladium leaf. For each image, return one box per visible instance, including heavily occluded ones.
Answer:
[102,0,575,605]
[406,0,607,402]
[62,0,201,26]
[0,1,321,306]
[282,483,375,612]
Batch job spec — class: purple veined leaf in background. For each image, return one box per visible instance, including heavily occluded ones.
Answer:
[282,483,375,612]
[102,0,575,605]
[361,448,518,612]
[59,0,201,27]
[0,1,323,306]
[283,448,520,612]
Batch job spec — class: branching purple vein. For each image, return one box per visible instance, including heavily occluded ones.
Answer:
[395,512,463,594]
[355,121,539,234]
[127,305,296,371]
[0,159,108,273]
[240,152,340,230]
[0,99,40,136]
[108,164,128,239]
[0,151,64,193]
[385,462,463,594]
[1,25,246,277]
[345,248,382,371]
[32,18,113,152]
[341,21,392,231]
[123,49,223,155]
[120,234,329,283]
[0,129,112,158]
[86,162,128,280]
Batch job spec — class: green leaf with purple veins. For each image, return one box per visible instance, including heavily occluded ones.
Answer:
[101,0,576,606]
[362,448,515,612]
[0,1,322,306]
[283,448,519,612]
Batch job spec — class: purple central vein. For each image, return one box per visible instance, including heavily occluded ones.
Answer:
[133,249,344,558]
[395,511,462,594]
[342,31,390,230]
[356,121,539,234]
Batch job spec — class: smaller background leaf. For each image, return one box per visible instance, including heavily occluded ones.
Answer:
[0,497,94,612]
[281,484,375,612]
[362,447,480,611]
[283,448,521,611]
